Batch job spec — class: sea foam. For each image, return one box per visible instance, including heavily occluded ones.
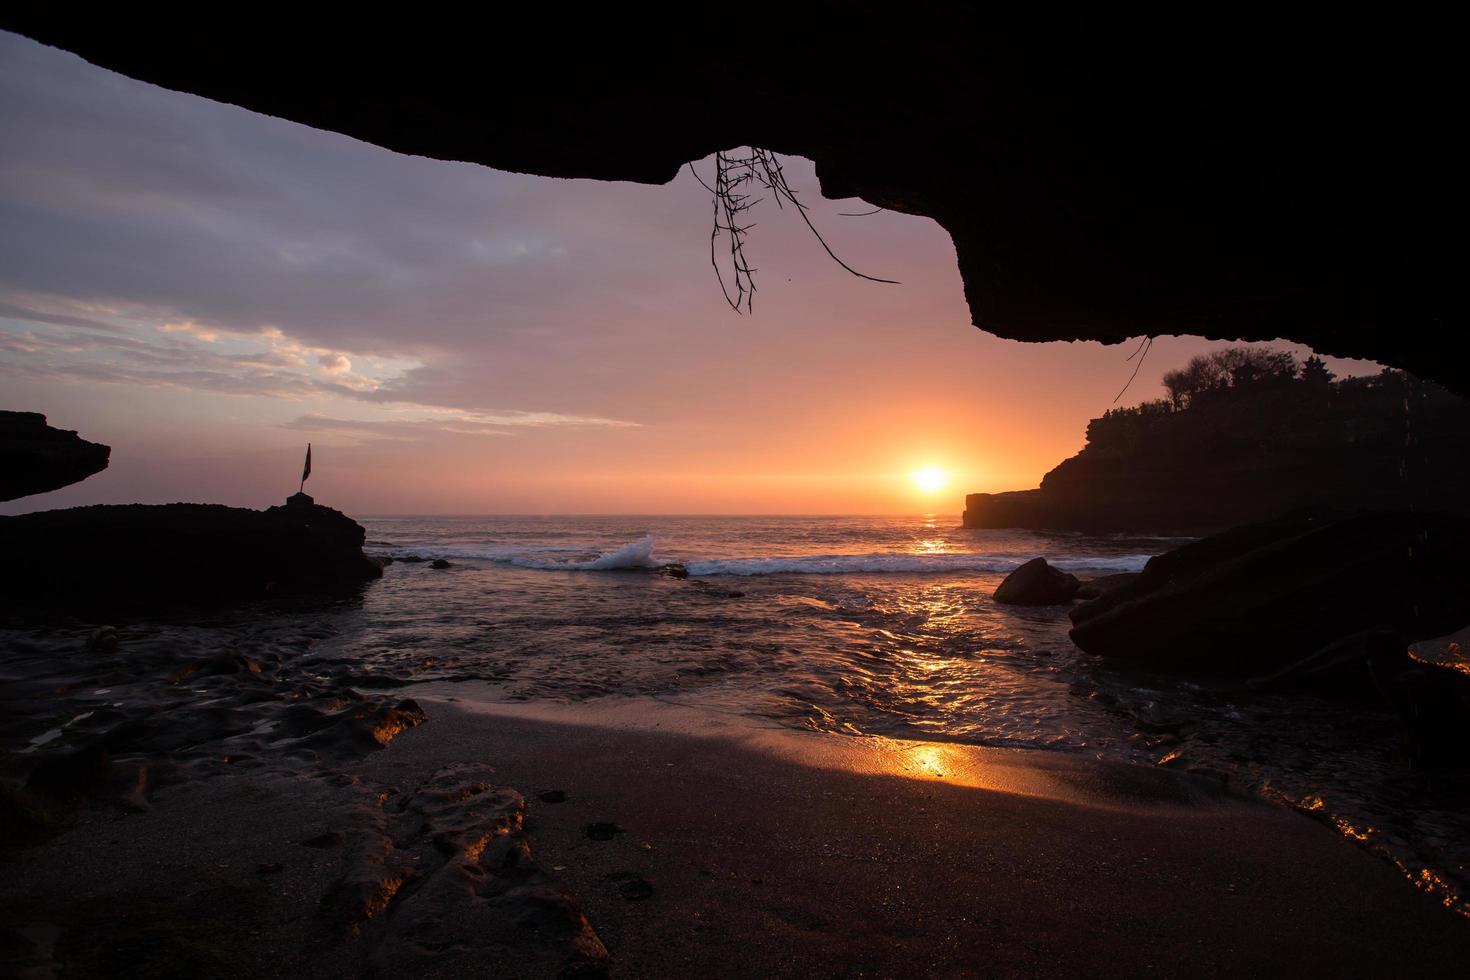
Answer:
[486,536,1150,576]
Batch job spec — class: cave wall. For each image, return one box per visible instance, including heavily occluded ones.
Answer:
[3,9,1460,392]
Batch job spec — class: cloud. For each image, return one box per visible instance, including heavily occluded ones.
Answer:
[0,30,721,417]
[0,299,124,332]
[158,320,219,342]
[282,410,640,442]
[318,351,351,375]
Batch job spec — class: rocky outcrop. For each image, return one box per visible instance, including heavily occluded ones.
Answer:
[965,373,1470,533]
[993,558,1080,606]
[0,499,383,616]
[1068,511,1470,678]
[0,411,110,502]
[2,11,1461,394]
[321,763,609,977]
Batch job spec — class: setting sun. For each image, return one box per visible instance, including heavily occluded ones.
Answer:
[911,467,950,493]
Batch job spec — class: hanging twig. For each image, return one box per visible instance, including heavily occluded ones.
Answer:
[1112,335,1155,403]
[692,148,898,313]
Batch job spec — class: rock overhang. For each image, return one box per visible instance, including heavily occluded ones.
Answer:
[2,9,1459,392]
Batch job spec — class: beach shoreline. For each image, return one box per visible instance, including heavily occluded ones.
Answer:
[7,693,1470,977]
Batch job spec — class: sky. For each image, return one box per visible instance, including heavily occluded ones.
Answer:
[0,31,1378,516]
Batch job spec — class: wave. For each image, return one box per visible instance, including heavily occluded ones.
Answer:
[424,535,1151,577]
[681,552,1151,576]
[510,534,661,571]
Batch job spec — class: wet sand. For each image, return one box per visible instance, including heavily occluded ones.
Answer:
[7,694,1470,977]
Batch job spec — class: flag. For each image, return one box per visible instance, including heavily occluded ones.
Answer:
[301,443,312,489]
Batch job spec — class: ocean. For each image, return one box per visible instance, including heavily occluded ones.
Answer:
[3,514,1465,913]
[353,515,1168,752]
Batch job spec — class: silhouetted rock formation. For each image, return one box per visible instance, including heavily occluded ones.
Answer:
[993,558,1080,606]
[2,11,1461,393]
[965,371,1470,533]
[1068,511,1470,678]
[0,501,382,616]
[0,411,109,502]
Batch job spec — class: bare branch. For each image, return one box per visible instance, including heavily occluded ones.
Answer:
[1113,336,1155,404]
[693,148,899,313]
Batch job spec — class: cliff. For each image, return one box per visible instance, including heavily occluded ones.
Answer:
[963,372,1470,534]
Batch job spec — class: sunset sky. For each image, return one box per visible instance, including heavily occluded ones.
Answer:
[0,32,1375,516]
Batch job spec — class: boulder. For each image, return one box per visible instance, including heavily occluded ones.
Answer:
[429,559,452,569]
[1074,572,1141,603]
[1068,510,1470,676]
[0,411,110,501]
[1378,659,1470,773]
[0,500,383,618]
[993,558,1081,606]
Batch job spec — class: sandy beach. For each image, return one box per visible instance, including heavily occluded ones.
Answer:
[7,693,1470,978]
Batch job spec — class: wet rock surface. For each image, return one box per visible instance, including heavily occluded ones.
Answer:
[1,759,609,979]
[0,619,428,845]
[0,615,608,978]
[325,763,608,976]
[1069,510,1470,676]
[0,501,384,617]
[0,410,110,502]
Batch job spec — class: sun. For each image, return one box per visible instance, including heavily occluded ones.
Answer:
[911,467,950,493]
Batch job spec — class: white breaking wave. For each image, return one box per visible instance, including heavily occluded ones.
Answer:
[449,535,1150,577]
[682,552,1151,576]
[509,534,661,571]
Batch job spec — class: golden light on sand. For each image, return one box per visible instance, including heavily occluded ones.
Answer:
[911,467,950,493]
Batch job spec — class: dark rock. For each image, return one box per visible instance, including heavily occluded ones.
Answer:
[585,822,622,841]
[1378,660,1470,773]
[993,558,1081,606]
[302,830,347,848]
[1074,573,1141,603]
[658,563,689,579]
[430,558,452,569]
[5,14,1461,397]
[0,501,383,616]
[318,836,411,937]
[1248,629,1408,701]
[256,862,284,874]
[350,764,609,976]
[398,555,427,563]
[25,744,112,801]
[0,410,110,502]
[539,790,567,804]
[1069,511,1470,676]
[295,699,427,758]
